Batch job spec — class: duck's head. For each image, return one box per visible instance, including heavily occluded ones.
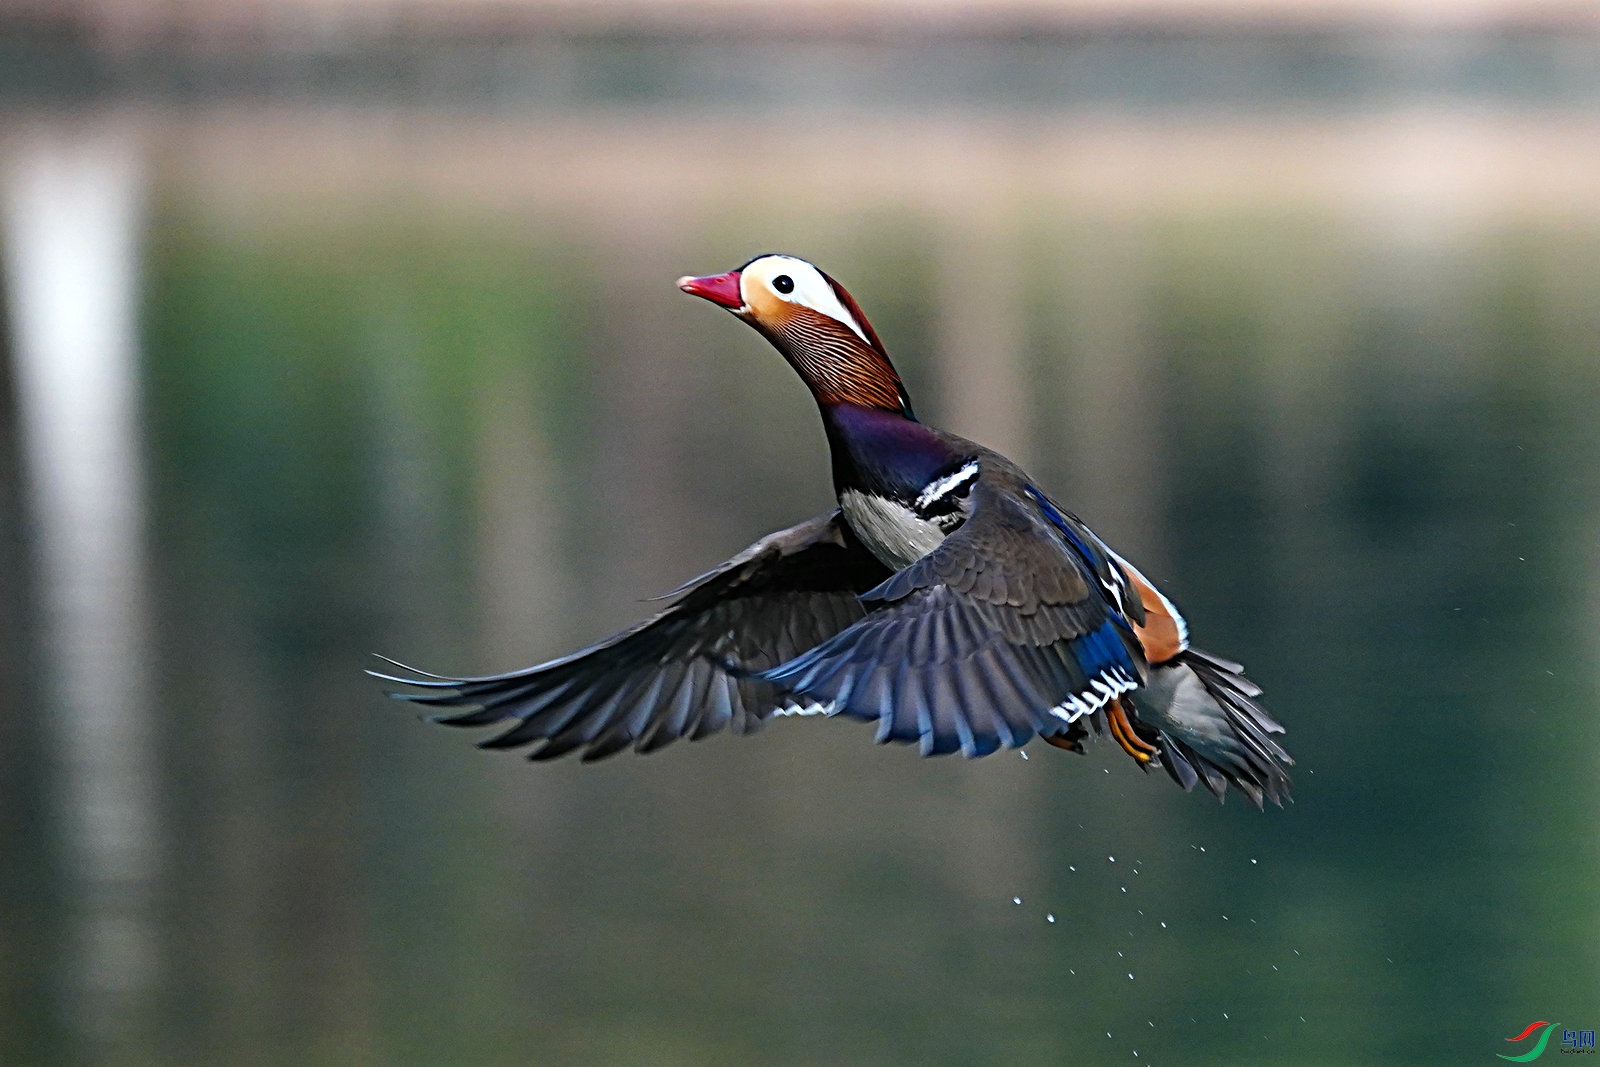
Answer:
[679,253,913,418]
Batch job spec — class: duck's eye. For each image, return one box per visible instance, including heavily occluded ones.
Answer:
[772,274,794,294]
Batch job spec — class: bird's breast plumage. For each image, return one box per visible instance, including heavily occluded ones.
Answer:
[838,458,979,571]
[839,489,946,571]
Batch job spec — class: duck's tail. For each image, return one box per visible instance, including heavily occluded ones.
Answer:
[1130,648,1293,808]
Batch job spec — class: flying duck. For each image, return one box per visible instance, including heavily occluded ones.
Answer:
[375,254,1292,806]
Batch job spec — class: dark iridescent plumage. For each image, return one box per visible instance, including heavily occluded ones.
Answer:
[377,253,1292,806]
[372,513,889,761]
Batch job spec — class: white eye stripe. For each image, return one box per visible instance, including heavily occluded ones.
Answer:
[742,255,869,344]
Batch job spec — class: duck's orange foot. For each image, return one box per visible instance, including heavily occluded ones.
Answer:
[1042,721,1089,754]
[1106,698,1160,767]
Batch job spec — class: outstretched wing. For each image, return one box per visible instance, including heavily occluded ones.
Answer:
[373,511,890,762]
[757,474,1147,758]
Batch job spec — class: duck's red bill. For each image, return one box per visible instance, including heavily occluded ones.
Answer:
[677,270,743,309]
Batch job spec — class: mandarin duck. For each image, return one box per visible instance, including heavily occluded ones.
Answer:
[376,254,1292,806]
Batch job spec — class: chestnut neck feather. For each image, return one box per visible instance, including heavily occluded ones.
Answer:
[760,306,914,419]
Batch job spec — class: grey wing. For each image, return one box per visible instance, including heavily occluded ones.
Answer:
[373,511,891,762]
[759,476,1147,758]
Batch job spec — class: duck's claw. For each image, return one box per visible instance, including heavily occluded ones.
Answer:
[1041,721,1090,755]
[1106,698,1159,766]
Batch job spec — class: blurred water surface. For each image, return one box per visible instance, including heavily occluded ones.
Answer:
[2,81,1599,1067]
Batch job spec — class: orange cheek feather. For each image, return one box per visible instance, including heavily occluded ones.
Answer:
[744,284,790,325]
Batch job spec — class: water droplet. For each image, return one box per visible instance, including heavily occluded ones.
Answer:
[1128,972,1134,980]
[1121,886,1127,893]
[1020,751,1029,760]
[1109,856,1116,863]
[1047,913,1056,923]
[1069,866,1076,872]
[1223,1013,1229,1020]
[1222,915,1229,921]
[1250,858,1257,865]
[1160,922,1167,928]
[1013,897,1022,905]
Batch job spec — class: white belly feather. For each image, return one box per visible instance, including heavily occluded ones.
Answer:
[840,489,946,571]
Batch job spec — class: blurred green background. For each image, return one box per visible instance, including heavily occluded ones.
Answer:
[1,3,1598,1065]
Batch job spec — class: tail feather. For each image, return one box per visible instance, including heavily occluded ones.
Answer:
[1134,648,1292,808]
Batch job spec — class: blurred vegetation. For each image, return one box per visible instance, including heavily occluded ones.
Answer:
[4,161,1600,1066]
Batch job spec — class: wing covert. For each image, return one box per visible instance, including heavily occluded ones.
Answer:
[759,473,1147,757]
